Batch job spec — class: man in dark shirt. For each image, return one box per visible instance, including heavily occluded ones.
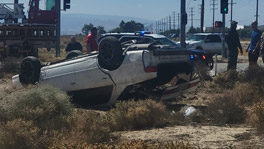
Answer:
[65,36,83,53]
[226,21,243,70]
[246,21,262,65]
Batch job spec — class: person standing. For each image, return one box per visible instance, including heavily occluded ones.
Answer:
[85,27,98,54]
[257,32,264,63]
[226,21,243,70]
[246,21,262,65]
[65,36,83,53]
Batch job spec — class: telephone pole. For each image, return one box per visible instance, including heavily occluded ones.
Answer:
[180,0,187,48]
[256,0,259,22]
[211,0,217,32]
[173,11,176,30]
[189,7,195,27]
[177,13,180,30]
[230,0,236,23]
[201,0,204,32]
[169,15,171,31]
[56,0,61,57]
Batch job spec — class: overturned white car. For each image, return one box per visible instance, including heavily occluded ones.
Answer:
[12,36,199,106]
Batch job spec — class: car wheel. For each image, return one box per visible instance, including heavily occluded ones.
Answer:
[98,36,124,70]
[66,50,84,59]
[19,56,41,85]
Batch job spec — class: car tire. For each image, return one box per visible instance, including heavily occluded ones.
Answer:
[98,36,124,70]
[66,50,84,59]
[19,56,41,85]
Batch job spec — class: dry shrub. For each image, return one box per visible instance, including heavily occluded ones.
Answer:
[0,58,20,79]
[213,70,239,89]
[50,140,193,149]
[248,101,264,134]
[51,109,111,147]
[0,119,50,149]
[107,99,172,131]
[242,65,264,94]
[207,93,246,125]
[111,140,193,149]
[0,85,73,148]
[231,83,260,106]
[38,48,67,62]
[0,85,73,130]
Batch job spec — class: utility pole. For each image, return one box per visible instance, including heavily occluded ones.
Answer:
[177,13,180,30]
[201,0,204,32]
[189,7,195,27]
[256,0,259,22]
[211,0,217,32]
[166,17,169,31]
[155,21,158,33]
[230,0,236,24]
[162,18,166,32]
[169,15,171,31]
[56,0,61,57]
[14,0,18,23]
[173,11,176,30]
[180,0,187,48]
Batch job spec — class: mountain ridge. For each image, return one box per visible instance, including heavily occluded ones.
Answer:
[61,13,154,35]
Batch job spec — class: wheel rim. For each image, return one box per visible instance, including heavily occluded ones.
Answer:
[21,61,34,79]
[101,42,114,62]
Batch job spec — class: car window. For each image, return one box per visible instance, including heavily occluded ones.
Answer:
[189,35,206,41]
[120,36,154,44]
[205,35,221,42]
[155,37,178,47]
[120,37,140,43]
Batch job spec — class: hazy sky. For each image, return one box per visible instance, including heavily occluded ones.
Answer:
[2,0,263,27]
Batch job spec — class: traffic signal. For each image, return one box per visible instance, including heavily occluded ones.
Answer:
[63,0,71,10]
[221,0,228,14]
[215,21,223,28]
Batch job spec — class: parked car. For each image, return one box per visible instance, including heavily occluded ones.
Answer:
[12,36,199,107]
[100,32,214,70]
[177,33,228,55]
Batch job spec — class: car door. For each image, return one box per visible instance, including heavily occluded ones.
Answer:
[74,55,114,90]
[204,35,222,54]
[41,60,76,91]
[73,55,115,105]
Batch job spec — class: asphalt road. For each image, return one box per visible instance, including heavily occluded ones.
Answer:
[209,62,264,76]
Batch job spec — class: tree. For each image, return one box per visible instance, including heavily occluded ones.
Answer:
[109,20,144,33]
[97,26,106,34]
[188,26,199,34]
[123,20,144,32]
[82,23,94,35]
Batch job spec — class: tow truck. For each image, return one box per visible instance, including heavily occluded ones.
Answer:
[0,0,58,59]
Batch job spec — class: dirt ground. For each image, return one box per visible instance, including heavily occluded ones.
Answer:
[118,88,264,148]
